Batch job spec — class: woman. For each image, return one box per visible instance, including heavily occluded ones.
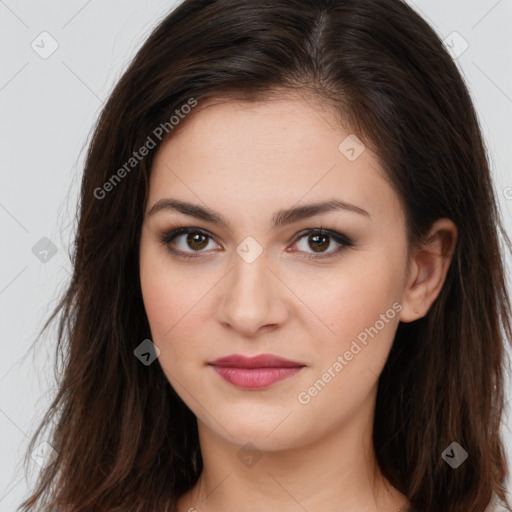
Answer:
[19,0,512,511]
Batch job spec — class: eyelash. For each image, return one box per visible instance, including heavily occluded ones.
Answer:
[158,225,355,261]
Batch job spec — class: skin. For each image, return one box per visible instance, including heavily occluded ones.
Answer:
[139,95,457,512]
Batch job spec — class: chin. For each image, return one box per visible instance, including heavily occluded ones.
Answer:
[199,408,316,452]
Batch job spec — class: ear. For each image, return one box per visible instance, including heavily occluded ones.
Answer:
[399,218,457,323]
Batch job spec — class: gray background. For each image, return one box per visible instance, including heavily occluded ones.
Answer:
[1,0,511,509]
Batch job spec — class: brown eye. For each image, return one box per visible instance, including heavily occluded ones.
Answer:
[291,228,354,260]
[308,233,330,252]
[159,227,220,259]
[185,232,209,251]
[159,226,354,261]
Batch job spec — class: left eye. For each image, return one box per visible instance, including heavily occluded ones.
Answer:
[159,227,354,260]
[291,228,354,259]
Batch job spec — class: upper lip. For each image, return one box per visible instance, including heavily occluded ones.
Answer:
[208,354,306,368]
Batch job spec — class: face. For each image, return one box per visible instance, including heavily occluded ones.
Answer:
[139,96,412,451]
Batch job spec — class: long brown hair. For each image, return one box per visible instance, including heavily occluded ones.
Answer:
[18,1,512,511]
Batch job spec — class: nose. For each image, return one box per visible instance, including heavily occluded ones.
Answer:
[217,251,289,338]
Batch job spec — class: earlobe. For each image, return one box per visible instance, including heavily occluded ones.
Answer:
[399,218,457,323]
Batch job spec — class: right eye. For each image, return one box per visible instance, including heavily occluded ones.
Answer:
[159,227,221,259]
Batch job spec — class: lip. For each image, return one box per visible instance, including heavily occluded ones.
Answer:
[209,354,305,368]
[208,354,306,390]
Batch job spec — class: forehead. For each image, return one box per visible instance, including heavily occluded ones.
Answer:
[147,97,402,227]
[163,95,348,160]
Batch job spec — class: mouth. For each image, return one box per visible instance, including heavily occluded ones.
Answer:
[207,354,306,390]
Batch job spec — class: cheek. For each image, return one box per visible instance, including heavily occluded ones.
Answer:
[140,266,177,337]
[340,264,400,332]
[283,248,406,399]
[286,254,403,340]
[139,240,216,369]
[291,260,402,429]
[139,257,196,394]
[139,238,189,343]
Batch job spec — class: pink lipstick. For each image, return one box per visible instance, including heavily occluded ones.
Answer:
[208,354,305,390]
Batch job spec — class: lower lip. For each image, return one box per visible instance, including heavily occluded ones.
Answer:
[211,366,303,390]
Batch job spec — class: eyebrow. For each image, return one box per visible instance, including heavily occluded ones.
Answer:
[147,198,370,229]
